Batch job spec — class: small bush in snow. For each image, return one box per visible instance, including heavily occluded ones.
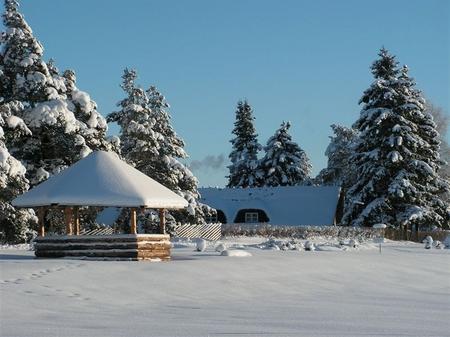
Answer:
[444,235,450,249]
[433,240,442,249]
[304,241,315,251]
[215,243,226,253]
[424,236,433,249]
[349,239,359,248]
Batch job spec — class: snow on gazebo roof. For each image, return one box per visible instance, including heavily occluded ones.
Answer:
[12,151,188,209]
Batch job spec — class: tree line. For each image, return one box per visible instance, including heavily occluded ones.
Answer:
[227,100,312,188]
[0,0,210,242]
[226,48,449,230]
[0,1,448,243]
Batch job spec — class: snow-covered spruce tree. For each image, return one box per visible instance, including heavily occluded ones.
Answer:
[107,68,158,168]
[342,48,449,229]
[316,124,358,188]
[1,0,115,232]
[1,0,113,186]
[258,121,312,186]
[62,69,113,156]
[0,101,36,243]
[425,102,450,185]
[107,69,162,232]
[146,85,211,225]
[108,70,211,232]
[227,100,262,187]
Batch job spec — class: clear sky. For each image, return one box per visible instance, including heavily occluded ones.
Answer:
[7,0,450,187]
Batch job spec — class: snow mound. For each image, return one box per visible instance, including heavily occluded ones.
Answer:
[221,249,252,257]
[196,239,207,252]
[315,245,342,252]
[0,243,32,250]
[256,238,303,251]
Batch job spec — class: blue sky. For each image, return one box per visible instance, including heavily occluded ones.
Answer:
[9,0,450,186]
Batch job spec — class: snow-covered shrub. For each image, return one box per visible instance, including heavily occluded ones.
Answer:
[433,240,442,249]
[215,242,226,253]
[221,224,376,242]
[304,240,315,251]
[424,236,433,249]
[444,235,450,249]
[349,239,359,248]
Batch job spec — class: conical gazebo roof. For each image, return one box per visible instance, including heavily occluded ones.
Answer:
[12,151,188,209]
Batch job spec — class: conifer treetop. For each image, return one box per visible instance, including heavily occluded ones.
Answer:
[259,121,311,187]
[227,100,262,188]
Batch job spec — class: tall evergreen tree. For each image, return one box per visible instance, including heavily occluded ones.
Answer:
[0,0,115,237]
[343,48,449,229]
[108,69,210,231]
[146,85,209,225]
[316,124,358,188]
[0,101,36,243]
[62,69,112,156]
[107,68,159,168]
[227,100,262,188]
[258,121,311,186]
[1,0,113,186]
[425,102,450,184]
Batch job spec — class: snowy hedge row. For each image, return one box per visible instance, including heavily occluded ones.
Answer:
[221,224,378,241]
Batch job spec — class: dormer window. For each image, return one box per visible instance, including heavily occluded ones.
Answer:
[245,212,259,223]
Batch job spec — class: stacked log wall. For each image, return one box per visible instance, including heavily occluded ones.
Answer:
[34,234,171,261]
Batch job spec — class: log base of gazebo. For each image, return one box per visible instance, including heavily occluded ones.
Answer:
[34,234,171,261]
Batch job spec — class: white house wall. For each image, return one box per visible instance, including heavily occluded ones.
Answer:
[199,186,341,226]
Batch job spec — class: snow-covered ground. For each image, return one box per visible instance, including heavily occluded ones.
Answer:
[1,238,449,337]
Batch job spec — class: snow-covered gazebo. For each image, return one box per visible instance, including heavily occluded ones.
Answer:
[12,151,188,260]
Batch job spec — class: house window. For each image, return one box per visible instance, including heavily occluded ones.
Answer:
[245,212,259,223]
[205,213,218,223]
[234,209,269,223]
[205,210,227,224]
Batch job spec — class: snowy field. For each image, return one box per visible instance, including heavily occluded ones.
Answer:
[1,238,449,337]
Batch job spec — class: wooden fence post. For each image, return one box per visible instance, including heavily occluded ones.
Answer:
[130,208,137,234]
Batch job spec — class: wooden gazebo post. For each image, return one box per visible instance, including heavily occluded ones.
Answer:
[130,208,137,234]
[37,207,45,237]
[73,207,80,235]
[159,208,166,234]
[64,207,73,235]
